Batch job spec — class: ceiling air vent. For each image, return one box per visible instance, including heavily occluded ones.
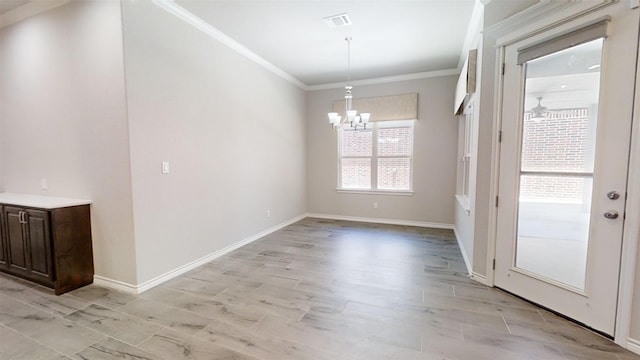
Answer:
[323,13,352,28]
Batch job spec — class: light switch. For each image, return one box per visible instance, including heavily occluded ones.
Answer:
[161,162,170,174]
[40,178,48,190]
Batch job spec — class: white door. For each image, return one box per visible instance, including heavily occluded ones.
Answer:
[495,4,639,336]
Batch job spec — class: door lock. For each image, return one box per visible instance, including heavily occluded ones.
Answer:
[604,210,619,220]
[606,191,620,200]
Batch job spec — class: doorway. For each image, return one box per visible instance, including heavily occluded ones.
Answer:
[494,5,639,336]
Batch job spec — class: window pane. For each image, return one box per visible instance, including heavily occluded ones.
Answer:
[342,158,371,189]
[515,38,603,291]
[342,129,372,157]
[517,175,592,289]
[377,158,410,190]
[521,108,594,172]
[463,157,470,197]
[378,127,412,156]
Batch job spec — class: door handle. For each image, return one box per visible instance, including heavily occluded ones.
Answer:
[18,211,27,224]
[604,210,619,220]
[607,191,620,200]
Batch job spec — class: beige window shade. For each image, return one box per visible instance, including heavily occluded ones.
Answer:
[517,18,609,65]
[332,93,418,121]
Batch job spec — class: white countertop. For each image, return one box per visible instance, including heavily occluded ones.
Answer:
[0,193,92,209]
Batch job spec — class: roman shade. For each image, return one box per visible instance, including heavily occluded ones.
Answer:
[517,18,609,65]
[332,93,418,122]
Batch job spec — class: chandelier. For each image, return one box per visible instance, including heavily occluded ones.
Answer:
[328,37,370,130]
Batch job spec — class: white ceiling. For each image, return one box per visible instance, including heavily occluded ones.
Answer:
[3,0,476,87]
[174,0,477,86]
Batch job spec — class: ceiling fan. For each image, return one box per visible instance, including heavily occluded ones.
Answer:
[530,96,548,122]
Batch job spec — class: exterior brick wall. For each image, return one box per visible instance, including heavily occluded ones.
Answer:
[340,125,413,190]
[520,108,593,202]
[378,127,412,190]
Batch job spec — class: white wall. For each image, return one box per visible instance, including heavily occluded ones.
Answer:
[454,2,484,276]
[0,1,138,284]
[306,77,458,226]
[121,0,307,285]
[460,0,540,277]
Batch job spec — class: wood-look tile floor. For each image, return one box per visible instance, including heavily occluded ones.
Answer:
[1,218,639,359]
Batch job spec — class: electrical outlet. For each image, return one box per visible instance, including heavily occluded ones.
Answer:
[373,202,378,209]
[161,162,170,174]
[40,178,48,190]
[267,209,271,217]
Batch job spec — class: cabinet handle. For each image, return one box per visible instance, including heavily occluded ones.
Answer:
[19,211,25,224]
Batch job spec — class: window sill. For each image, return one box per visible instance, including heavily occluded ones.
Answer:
[336,189,414,196]
[455,194,471,215]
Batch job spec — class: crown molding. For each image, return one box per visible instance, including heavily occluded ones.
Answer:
[306,68,460,91]
[153,0,463,92]
[0,0,69,29]
[152,0,307,90]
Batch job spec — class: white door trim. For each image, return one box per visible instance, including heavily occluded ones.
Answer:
[615,17,640,347]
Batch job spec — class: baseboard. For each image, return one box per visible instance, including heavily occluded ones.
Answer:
[628,338,640,355]
[471,271,490,286]
[305,213,454,230]
[452,226,473,277]
[93,276,138,295]
[94,213,307,294]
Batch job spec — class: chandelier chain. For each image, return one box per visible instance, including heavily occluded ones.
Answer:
[346,36,352,85]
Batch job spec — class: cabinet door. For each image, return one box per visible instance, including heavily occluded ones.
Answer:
[0,206,6,268]
[24,209,52,280]
[3,206,28,272]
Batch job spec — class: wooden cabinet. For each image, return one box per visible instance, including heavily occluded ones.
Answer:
[0,196,93,295]
[2,206,53,283]
[0,207,6,268]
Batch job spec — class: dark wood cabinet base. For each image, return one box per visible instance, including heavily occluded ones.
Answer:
[0,203,94,295]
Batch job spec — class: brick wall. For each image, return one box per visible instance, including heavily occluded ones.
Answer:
[378,127,412,190]
[340,126,413,190]
[520,108,593,202]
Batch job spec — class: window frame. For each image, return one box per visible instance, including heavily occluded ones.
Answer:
[456,103,474,213]
[337,119,415,194]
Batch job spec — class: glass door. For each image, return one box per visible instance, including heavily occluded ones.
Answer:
[515,39,602,292]
[494,4,638,336]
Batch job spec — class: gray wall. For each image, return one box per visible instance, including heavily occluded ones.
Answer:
[121,0,307,284]
[633,241,640,340]
[306,76,458,225]
[0,0,306,287]
[0,1,138,284]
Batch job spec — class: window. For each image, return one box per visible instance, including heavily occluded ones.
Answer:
[456,103,473,211]
[339,120,414,192]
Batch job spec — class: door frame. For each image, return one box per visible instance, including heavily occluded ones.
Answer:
[616,14,640,350]
[481,0,640,348]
